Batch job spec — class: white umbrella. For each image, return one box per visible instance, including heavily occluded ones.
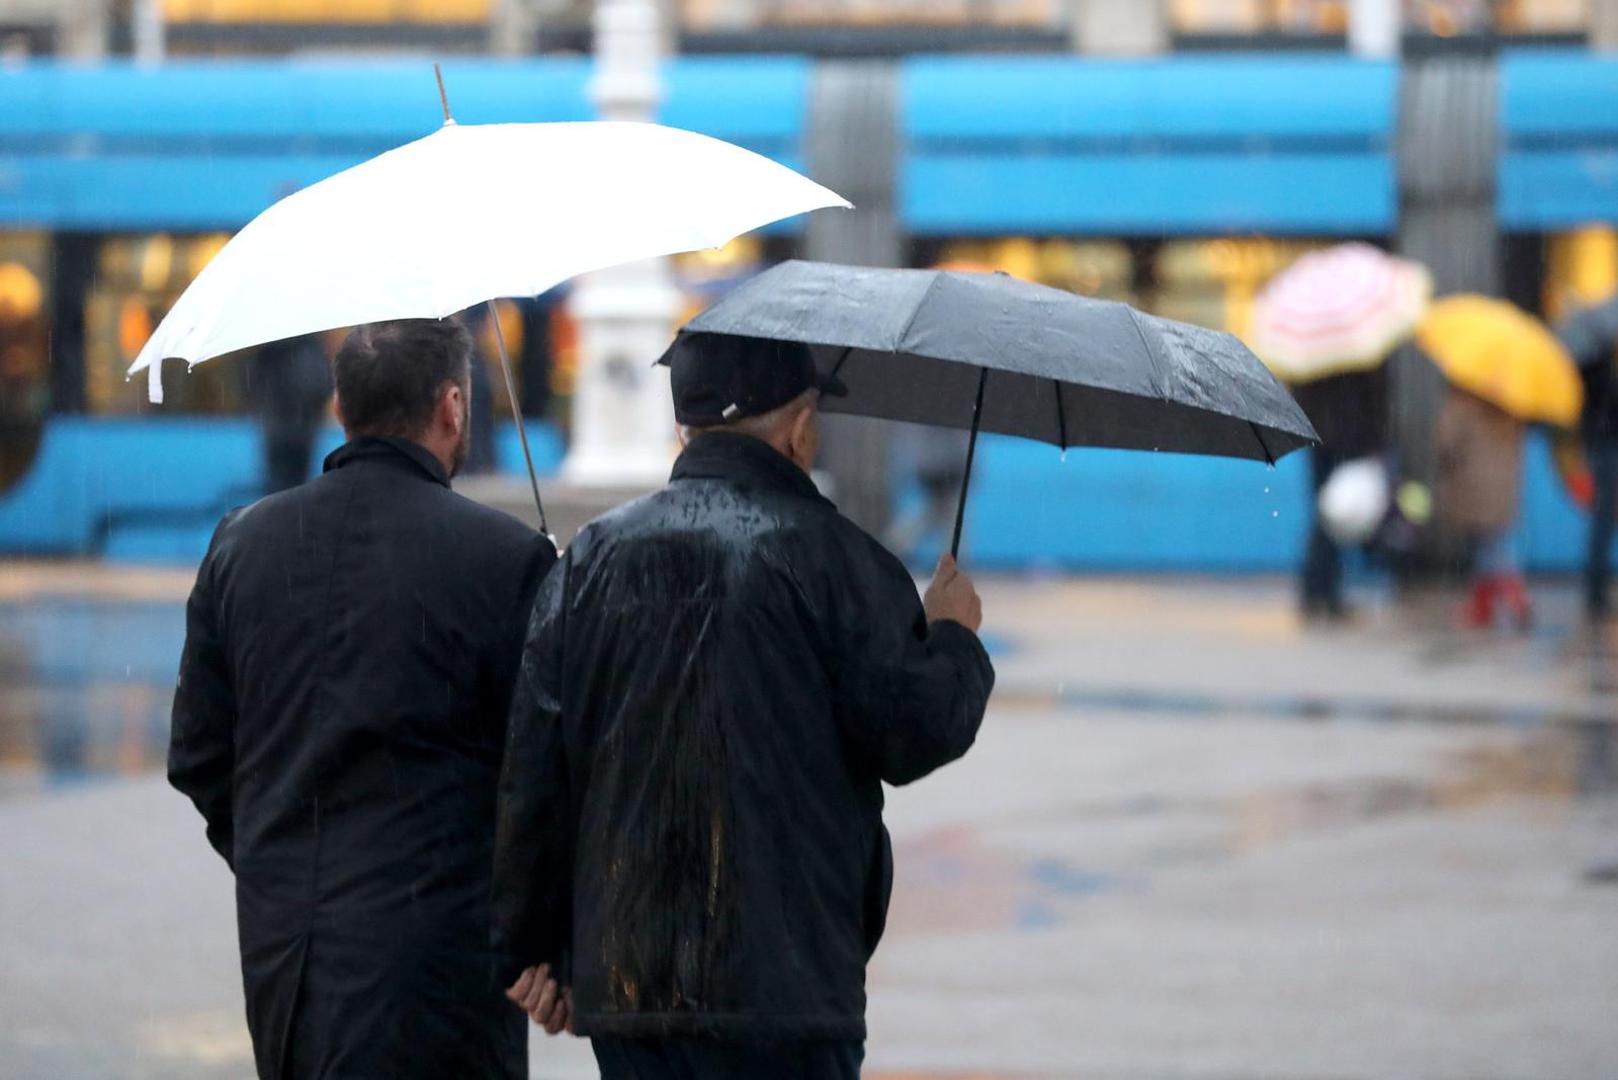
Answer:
[1247,243,1431,384]
[129,85,848,528]
[133,120,847,398]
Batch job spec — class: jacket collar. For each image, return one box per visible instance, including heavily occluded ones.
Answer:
[324,436,451,489]
[670,431,832,509]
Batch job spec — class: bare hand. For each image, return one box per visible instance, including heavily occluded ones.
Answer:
[505,964,571,1035]
[923,554,982,632]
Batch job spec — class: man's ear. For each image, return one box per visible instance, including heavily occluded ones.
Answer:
[333,395,346,431]
[440,382,464,435]
[779,399,809,463]
[788,402,816,458]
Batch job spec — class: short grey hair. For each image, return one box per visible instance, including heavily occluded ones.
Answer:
[678,388,817,445]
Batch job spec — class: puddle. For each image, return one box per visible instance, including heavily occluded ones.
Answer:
[889,825,1129,935]
[1054,684,1614,728]
[889,716,1617,937]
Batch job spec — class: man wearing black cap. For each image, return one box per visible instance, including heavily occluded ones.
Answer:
[492,332,995,1077]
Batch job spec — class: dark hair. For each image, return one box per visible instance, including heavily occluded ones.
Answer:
[333,318,472,439]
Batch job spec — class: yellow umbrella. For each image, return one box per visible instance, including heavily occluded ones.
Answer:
[1417,294,1584,428]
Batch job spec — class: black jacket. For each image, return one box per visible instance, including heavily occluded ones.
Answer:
[169,437,555,1079]
[491,432,995,1042]
[1291,367,1389,461]
[1582,357,1618,445]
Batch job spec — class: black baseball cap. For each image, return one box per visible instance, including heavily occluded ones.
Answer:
[657,332,847,426]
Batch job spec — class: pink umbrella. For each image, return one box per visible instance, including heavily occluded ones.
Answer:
[1249,243,1432,384]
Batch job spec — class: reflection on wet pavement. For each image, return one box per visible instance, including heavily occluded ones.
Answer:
[0,598,182,792]
[887,717,1618,941]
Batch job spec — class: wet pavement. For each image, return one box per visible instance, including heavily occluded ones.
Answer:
[1,562,1615,1079]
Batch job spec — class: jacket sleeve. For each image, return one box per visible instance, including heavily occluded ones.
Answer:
[168,520,239,869]
[490,548,573,989]
[829,542,996,787]
[486,533,559,738]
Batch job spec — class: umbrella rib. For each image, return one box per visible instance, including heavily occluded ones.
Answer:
[830,345,854,380]
[1124,306,1172,402]
[1247,420,1276,466]
[893,272,945,353]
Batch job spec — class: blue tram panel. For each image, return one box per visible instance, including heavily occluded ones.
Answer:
[1499,49,1618,231]
[899,55,1398,236]
[0,57,810,231]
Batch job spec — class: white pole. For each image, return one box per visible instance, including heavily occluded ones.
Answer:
[561,0,683,485]
[132,0,165,65]
[1348,0,1400,59]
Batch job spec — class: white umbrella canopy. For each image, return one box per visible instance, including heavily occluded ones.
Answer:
[130,119,850,402]
[1247,242,1432,385]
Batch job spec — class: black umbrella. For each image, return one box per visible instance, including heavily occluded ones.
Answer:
[674,260,1318,557]
[1557,295,1618,369]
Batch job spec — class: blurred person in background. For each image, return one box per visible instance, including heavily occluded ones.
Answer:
[169,319,558,1079]
[492,333,994,1080]
[1577,331,1618,623]
[461,303,505,475]
[246,332,332,494]
[1435,386,1531,630]
[1292,367,1390,621]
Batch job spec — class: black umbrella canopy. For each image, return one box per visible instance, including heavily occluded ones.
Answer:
[679,260,1320,465]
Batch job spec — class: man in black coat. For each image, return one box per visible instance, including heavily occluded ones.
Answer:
[169,319,558,1078]
[491,333,995,1078]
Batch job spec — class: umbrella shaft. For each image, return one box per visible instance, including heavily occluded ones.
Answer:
[951,367,988,560]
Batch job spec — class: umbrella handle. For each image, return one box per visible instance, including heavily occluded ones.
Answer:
[950,367,988,560]
[487,300,550,539]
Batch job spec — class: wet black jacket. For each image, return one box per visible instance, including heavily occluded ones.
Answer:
[169,437,555,1079]
[491,432,994,1042]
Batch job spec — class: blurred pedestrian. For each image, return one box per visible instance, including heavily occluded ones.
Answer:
[1292,367,1389,620]
[169,319,558,1079]
[460,304,504,475]
[1435,386,1531,630]
[245,333,332,494]
[491,333,995,1079]
[1582,354,1618,623]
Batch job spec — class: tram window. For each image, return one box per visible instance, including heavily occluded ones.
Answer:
[1170,0,1590,38]
[681,0,1063,29]
[161,1,495,22]
[906,235,1348,343]
[0,235,50,495]
[1171,0,1349,35]
[81,233,240,415]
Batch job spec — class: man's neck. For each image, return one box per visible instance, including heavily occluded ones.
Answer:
[345,429,455,478]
